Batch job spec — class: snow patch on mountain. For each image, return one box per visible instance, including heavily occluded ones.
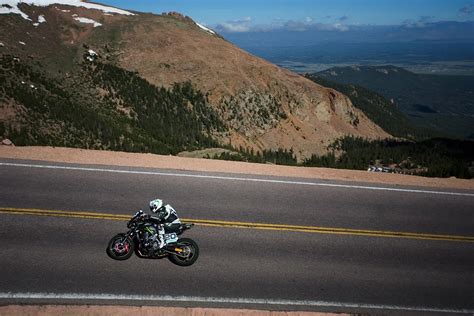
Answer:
[85,49,97,61]
[74,16,101,27]
[32,13,45,26]
[195,22,215,35]
[0,2,32,20]
[0,0,134,22]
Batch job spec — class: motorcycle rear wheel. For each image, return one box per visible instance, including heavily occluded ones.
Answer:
[106,234,134,260]
[168,238,199,266]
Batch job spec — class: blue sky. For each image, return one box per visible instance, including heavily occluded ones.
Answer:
[100,0,474,32]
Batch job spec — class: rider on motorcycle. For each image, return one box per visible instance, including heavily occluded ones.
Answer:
[147,198,182,249]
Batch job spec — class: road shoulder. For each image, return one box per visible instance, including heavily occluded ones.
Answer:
[0,145,473,190]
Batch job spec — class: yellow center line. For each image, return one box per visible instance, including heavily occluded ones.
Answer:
[0,207,473,243]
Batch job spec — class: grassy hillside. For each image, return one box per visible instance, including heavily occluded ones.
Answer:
[0,53,225,154]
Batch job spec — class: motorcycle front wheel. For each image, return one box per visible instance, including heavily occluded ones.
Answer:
[106,234,134,260]
[168,238,199,266]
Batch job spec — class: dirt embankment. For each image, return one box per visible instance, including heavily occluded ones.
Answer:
[0,146,473,191]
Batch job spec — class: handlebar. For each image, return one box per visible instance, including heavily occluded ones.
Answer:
[127,210,144,228]
[133,210,144,219]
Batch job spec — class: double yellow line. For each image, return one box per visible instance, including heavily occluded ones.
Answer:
[0,207,130,221]
[1,207,473,243]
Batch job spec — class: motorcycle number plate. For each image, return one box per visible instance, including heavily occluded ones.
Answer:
[164,233,178,244]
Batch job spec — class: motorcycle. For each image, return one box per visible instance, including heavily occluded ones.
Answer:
[106,210,199,266]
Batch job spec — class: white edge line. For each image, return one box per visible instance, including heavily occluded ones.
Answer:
[0,292,472,314]
[1,162,473,197]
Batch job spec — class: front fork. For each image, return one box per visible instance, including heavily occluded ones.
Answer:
[123,229,134,239]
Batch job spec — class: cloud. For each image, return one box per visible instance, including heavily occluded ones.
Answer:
[215,17,252,33]
[315,22,350,32]
[419,15,435,22]
[283,20,311,31]
[216,16,351,33]
[402,16,435,28]
[338,15,349,22]
[459,4,473,16]
[279,18,350,32]
[331,23,350,31]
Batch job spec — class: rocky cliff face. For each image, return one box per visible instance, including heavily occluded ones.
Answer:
[0,1,390,159]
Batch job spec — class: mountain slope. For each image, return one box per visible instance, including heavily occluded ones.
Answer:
[0,1,390,158]
[304,74,434,139]
[316,65,474,139]
[0,53,223,152]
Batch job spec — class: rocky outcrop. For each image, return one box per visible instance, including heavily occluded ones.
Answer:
[1,139,14,146]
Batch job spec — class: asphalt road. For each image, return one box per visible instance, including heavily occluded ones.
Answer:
[0,159,473,314]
